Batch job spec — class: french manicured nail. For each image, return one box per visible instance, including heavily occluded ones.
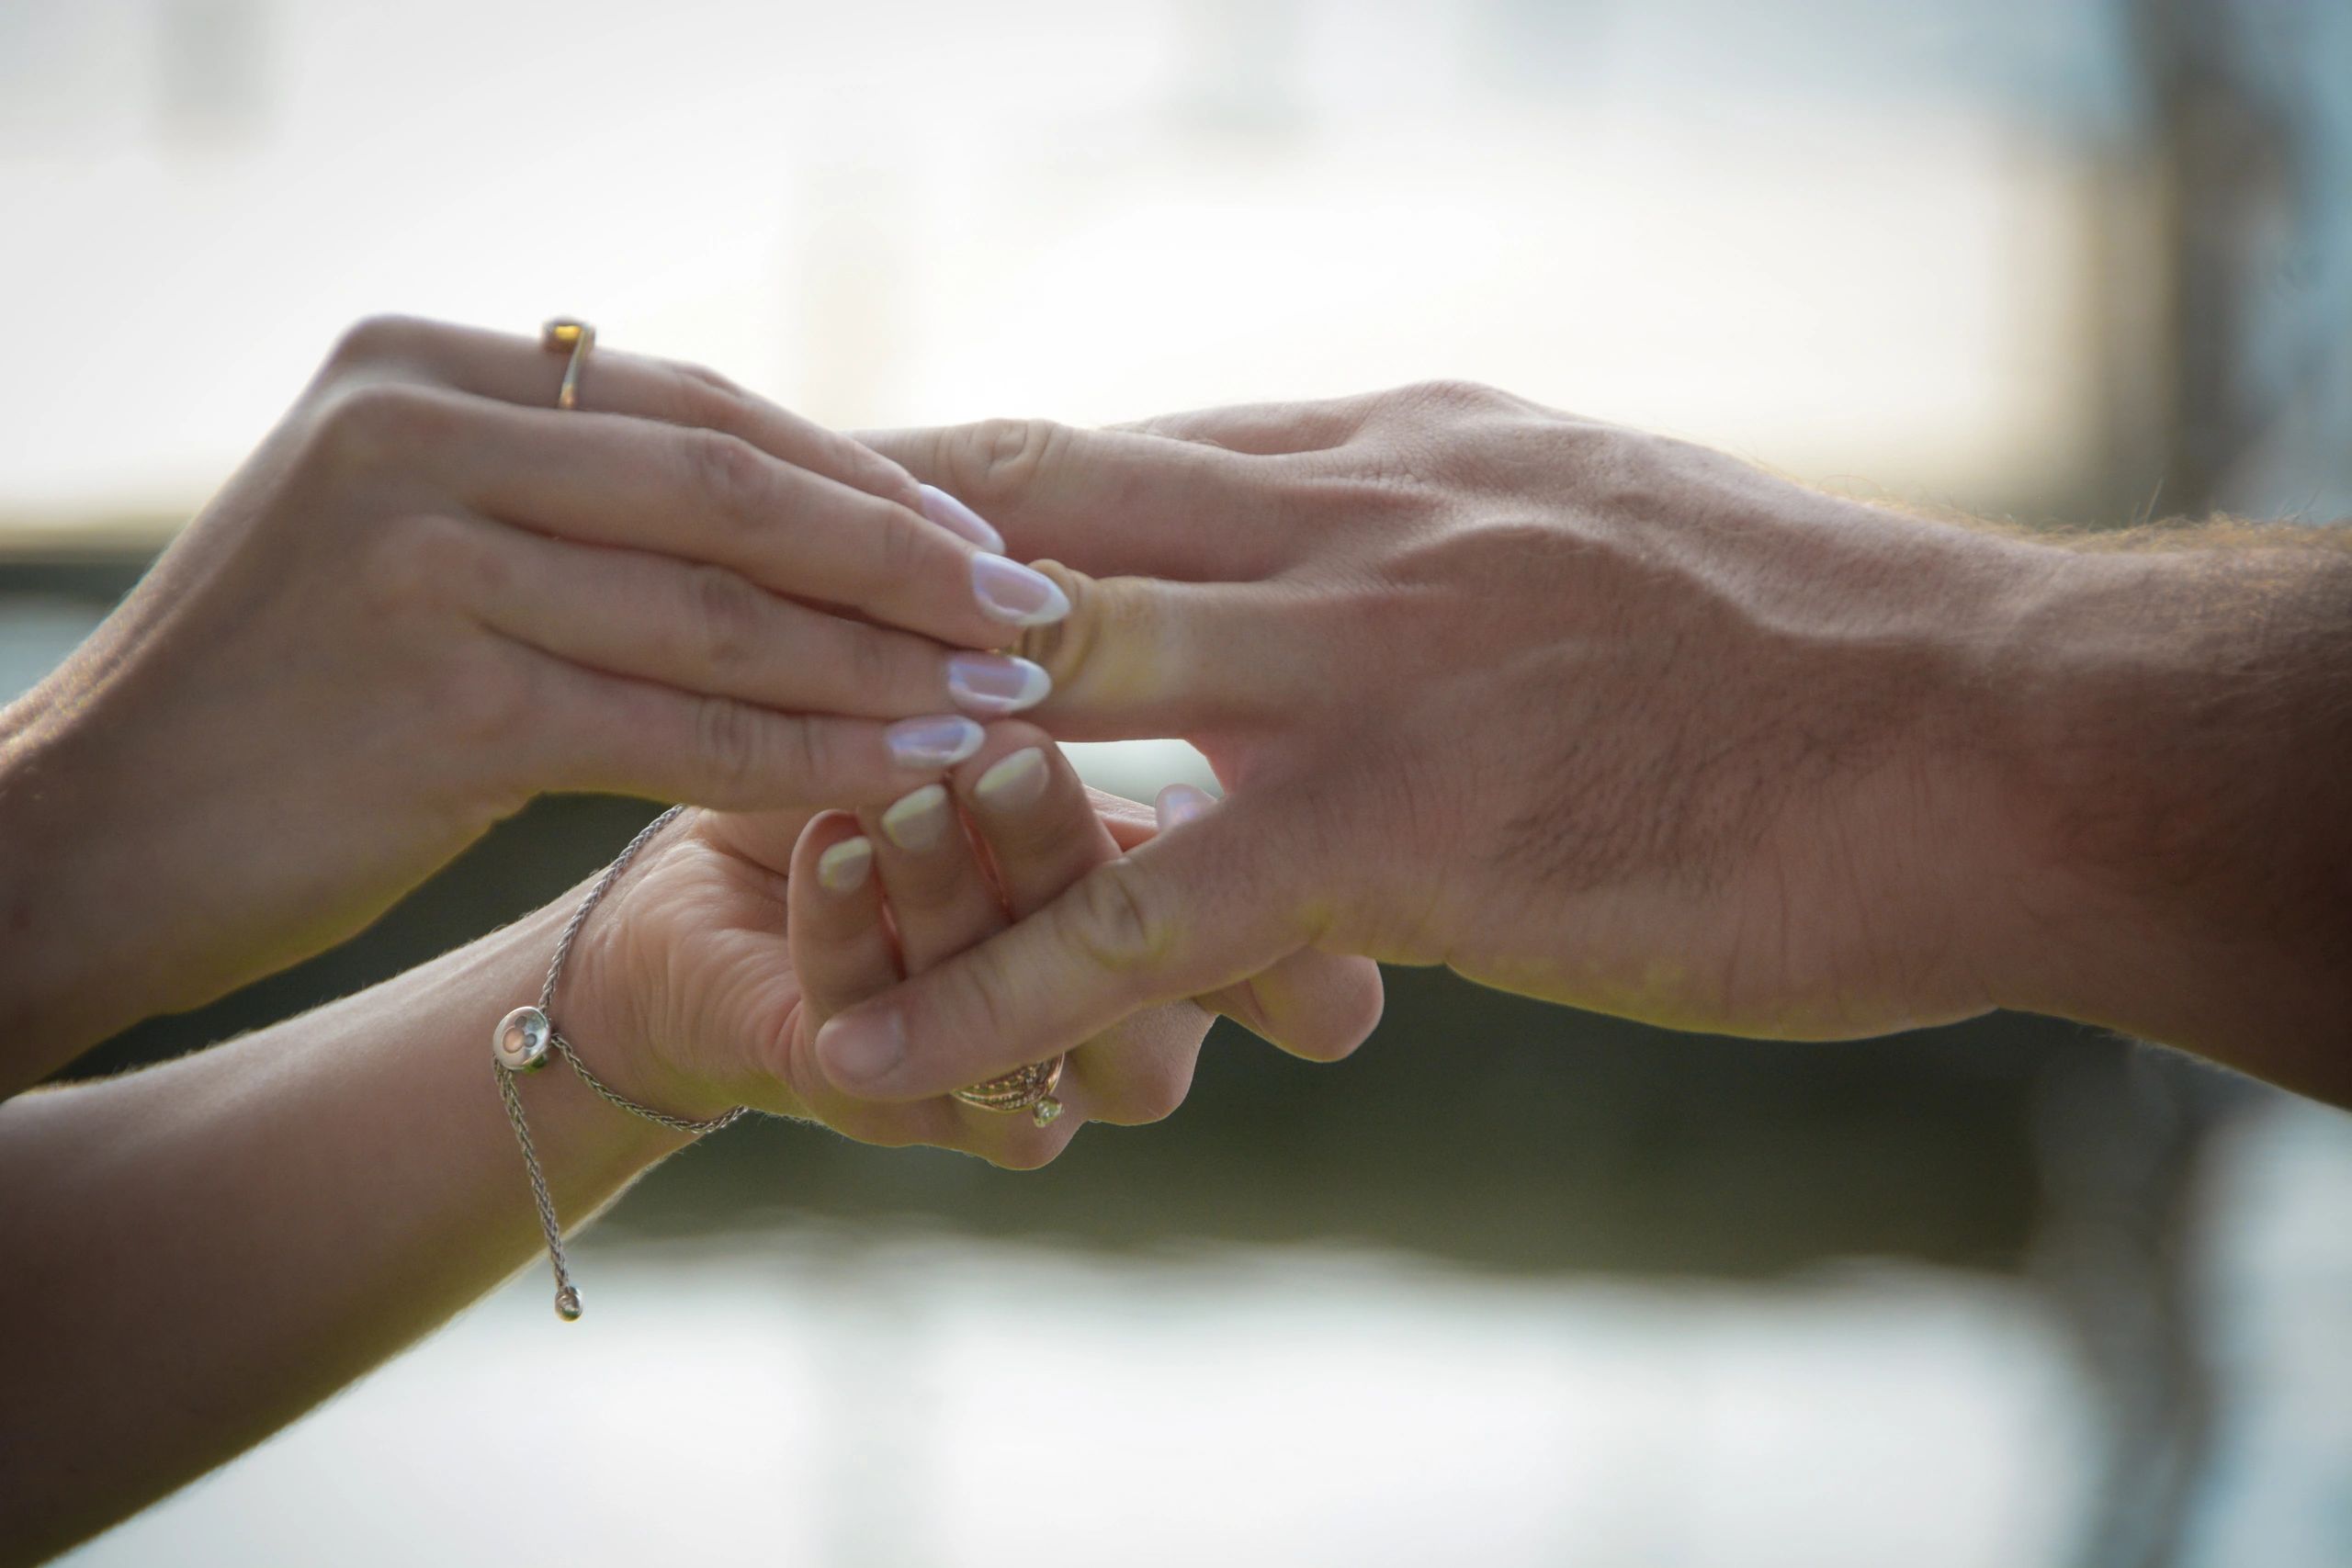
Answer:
[946,652,1051,716]
[973,747,1050,812]
[886,715,984,770]
[1155,782,1214,830]
[918,484,1005,554]
[816,836,873,893]
[818,1009,904,1088]
[971,555,1071,627]
[881,784,950,852]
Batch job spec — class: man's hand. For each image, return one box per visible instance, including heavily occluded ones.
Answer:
[821,382,2352,1105]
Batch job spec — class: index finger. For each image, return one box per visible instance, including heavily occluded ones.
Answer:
[329,315,987,536]
[446,395,1073,652]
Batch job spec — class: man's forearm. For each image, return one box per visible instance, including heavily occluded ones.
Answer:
[1989,527,2352,1099]
[0,902,684,1564]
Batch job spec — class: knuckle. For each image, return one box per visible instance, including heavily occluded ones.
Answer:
[314,380,455,468]
[692,695,766,795]
[680,428,774,526]
[973,416,1069,500]
[1106,1058,1193,1125]
[687,565,767,678]
[945,953,1022,1055]
[360,511,476,618]
[442,649,537,750]
[326,312,433,373]
[672,358,747,402]
[869,507,933,591]
[1058,861,1172,977]
[840,623,909,701]
[661,360,750,434]
[1412,377,1502,410]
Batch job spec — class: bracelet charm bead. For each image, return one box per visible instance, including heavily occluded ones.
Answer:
[493,1006,553,1074]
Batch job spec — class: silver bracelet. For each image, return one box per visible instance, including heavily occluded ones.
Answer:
[492,805,750,1320]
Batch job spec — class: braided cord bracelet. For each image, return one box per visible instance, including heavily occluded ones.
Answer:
[492,806,749,1320]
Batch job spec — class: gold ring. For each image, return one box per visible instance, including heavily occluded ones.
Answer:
[540,317,595,411]
[953,1055,1067,1128]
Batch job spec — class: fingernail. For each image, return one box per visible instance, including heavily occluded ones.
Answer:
[945,652,1052,716]
[886,715,984,770]
[881,784,950,852]
[973,747,1050,812]
[1155,783,1214,830]
[818,1009,904,1088]
[816,836,873,893]
[918,484,1005,554]
[972,555,1071,627]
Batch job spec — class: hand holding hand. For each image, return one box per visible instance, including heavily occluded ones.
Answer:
[564,728,1366,1167]
[827,382,2067,1098]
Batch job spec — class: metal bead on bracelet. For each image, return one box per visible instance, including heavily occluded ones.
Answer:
[493,806,748,1321]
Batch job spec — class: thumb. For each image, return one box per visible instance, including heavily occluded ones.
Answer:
[812,787,1326,1100]
[1014,560,1324,738]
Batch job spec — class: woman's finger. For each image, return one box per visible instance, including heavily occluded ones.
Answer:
[786,812,899,1022]
[515,643,994,811]
[330,315,989,536]
[392,386,1068,653]
[950,730,1122,912]
[948,728,1213,1128]
[458,513,1050,720]
[859,784,1005,976]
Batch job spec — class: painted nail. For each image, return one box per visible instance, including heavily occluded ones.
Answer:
[945,652,1051,716]
[973,747,1050,812]
[1155,782,1215,830]
[881,784,950,851]
[886,715,984,770]
[818,1009,904,1088]
[816,836,873,893]
[918,484,1005,554]
[971,555,1071,627]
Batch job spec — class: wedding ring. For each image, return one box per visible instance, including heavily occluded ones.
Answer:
[953,1055,1068,1128]
[541,317,595,411]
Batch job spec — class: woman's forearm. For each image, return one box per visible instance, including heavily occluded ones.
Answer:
[0,898,684,1564]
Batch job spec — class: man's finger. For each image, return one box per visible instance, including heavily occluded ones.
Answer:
[811,791,1322,1100]
[1005,562,1324,737]
[853,420,1304,581]
[1143,784,1384,1061]
[1111,392,1381,457]
[786,812,899,1021]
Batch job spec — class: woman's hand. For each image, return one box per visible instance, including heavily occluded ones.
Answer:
[564,728,1244,1166]
[0,315,1067,1077]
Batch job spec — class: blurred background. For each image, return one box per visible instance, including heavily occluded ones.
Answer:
[4,0,2348,1563]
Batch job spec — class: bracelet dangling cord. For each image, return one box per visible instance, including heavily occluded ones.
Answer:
[492,806,749,1320]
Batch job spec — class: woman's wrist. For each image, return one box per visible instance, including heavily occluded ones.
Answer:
[527,827,758,1125]
[0,705,171,1084]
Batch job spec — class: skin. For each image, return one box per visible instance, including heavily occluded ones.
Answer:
[813,381,2352,1109]
[0,313,1380,1552]
[0,741,1188,1563]
[0,313,1080,1095]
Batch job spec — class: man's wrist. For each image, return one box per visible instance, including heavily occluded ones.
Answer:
[1976,537,2352,1094]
